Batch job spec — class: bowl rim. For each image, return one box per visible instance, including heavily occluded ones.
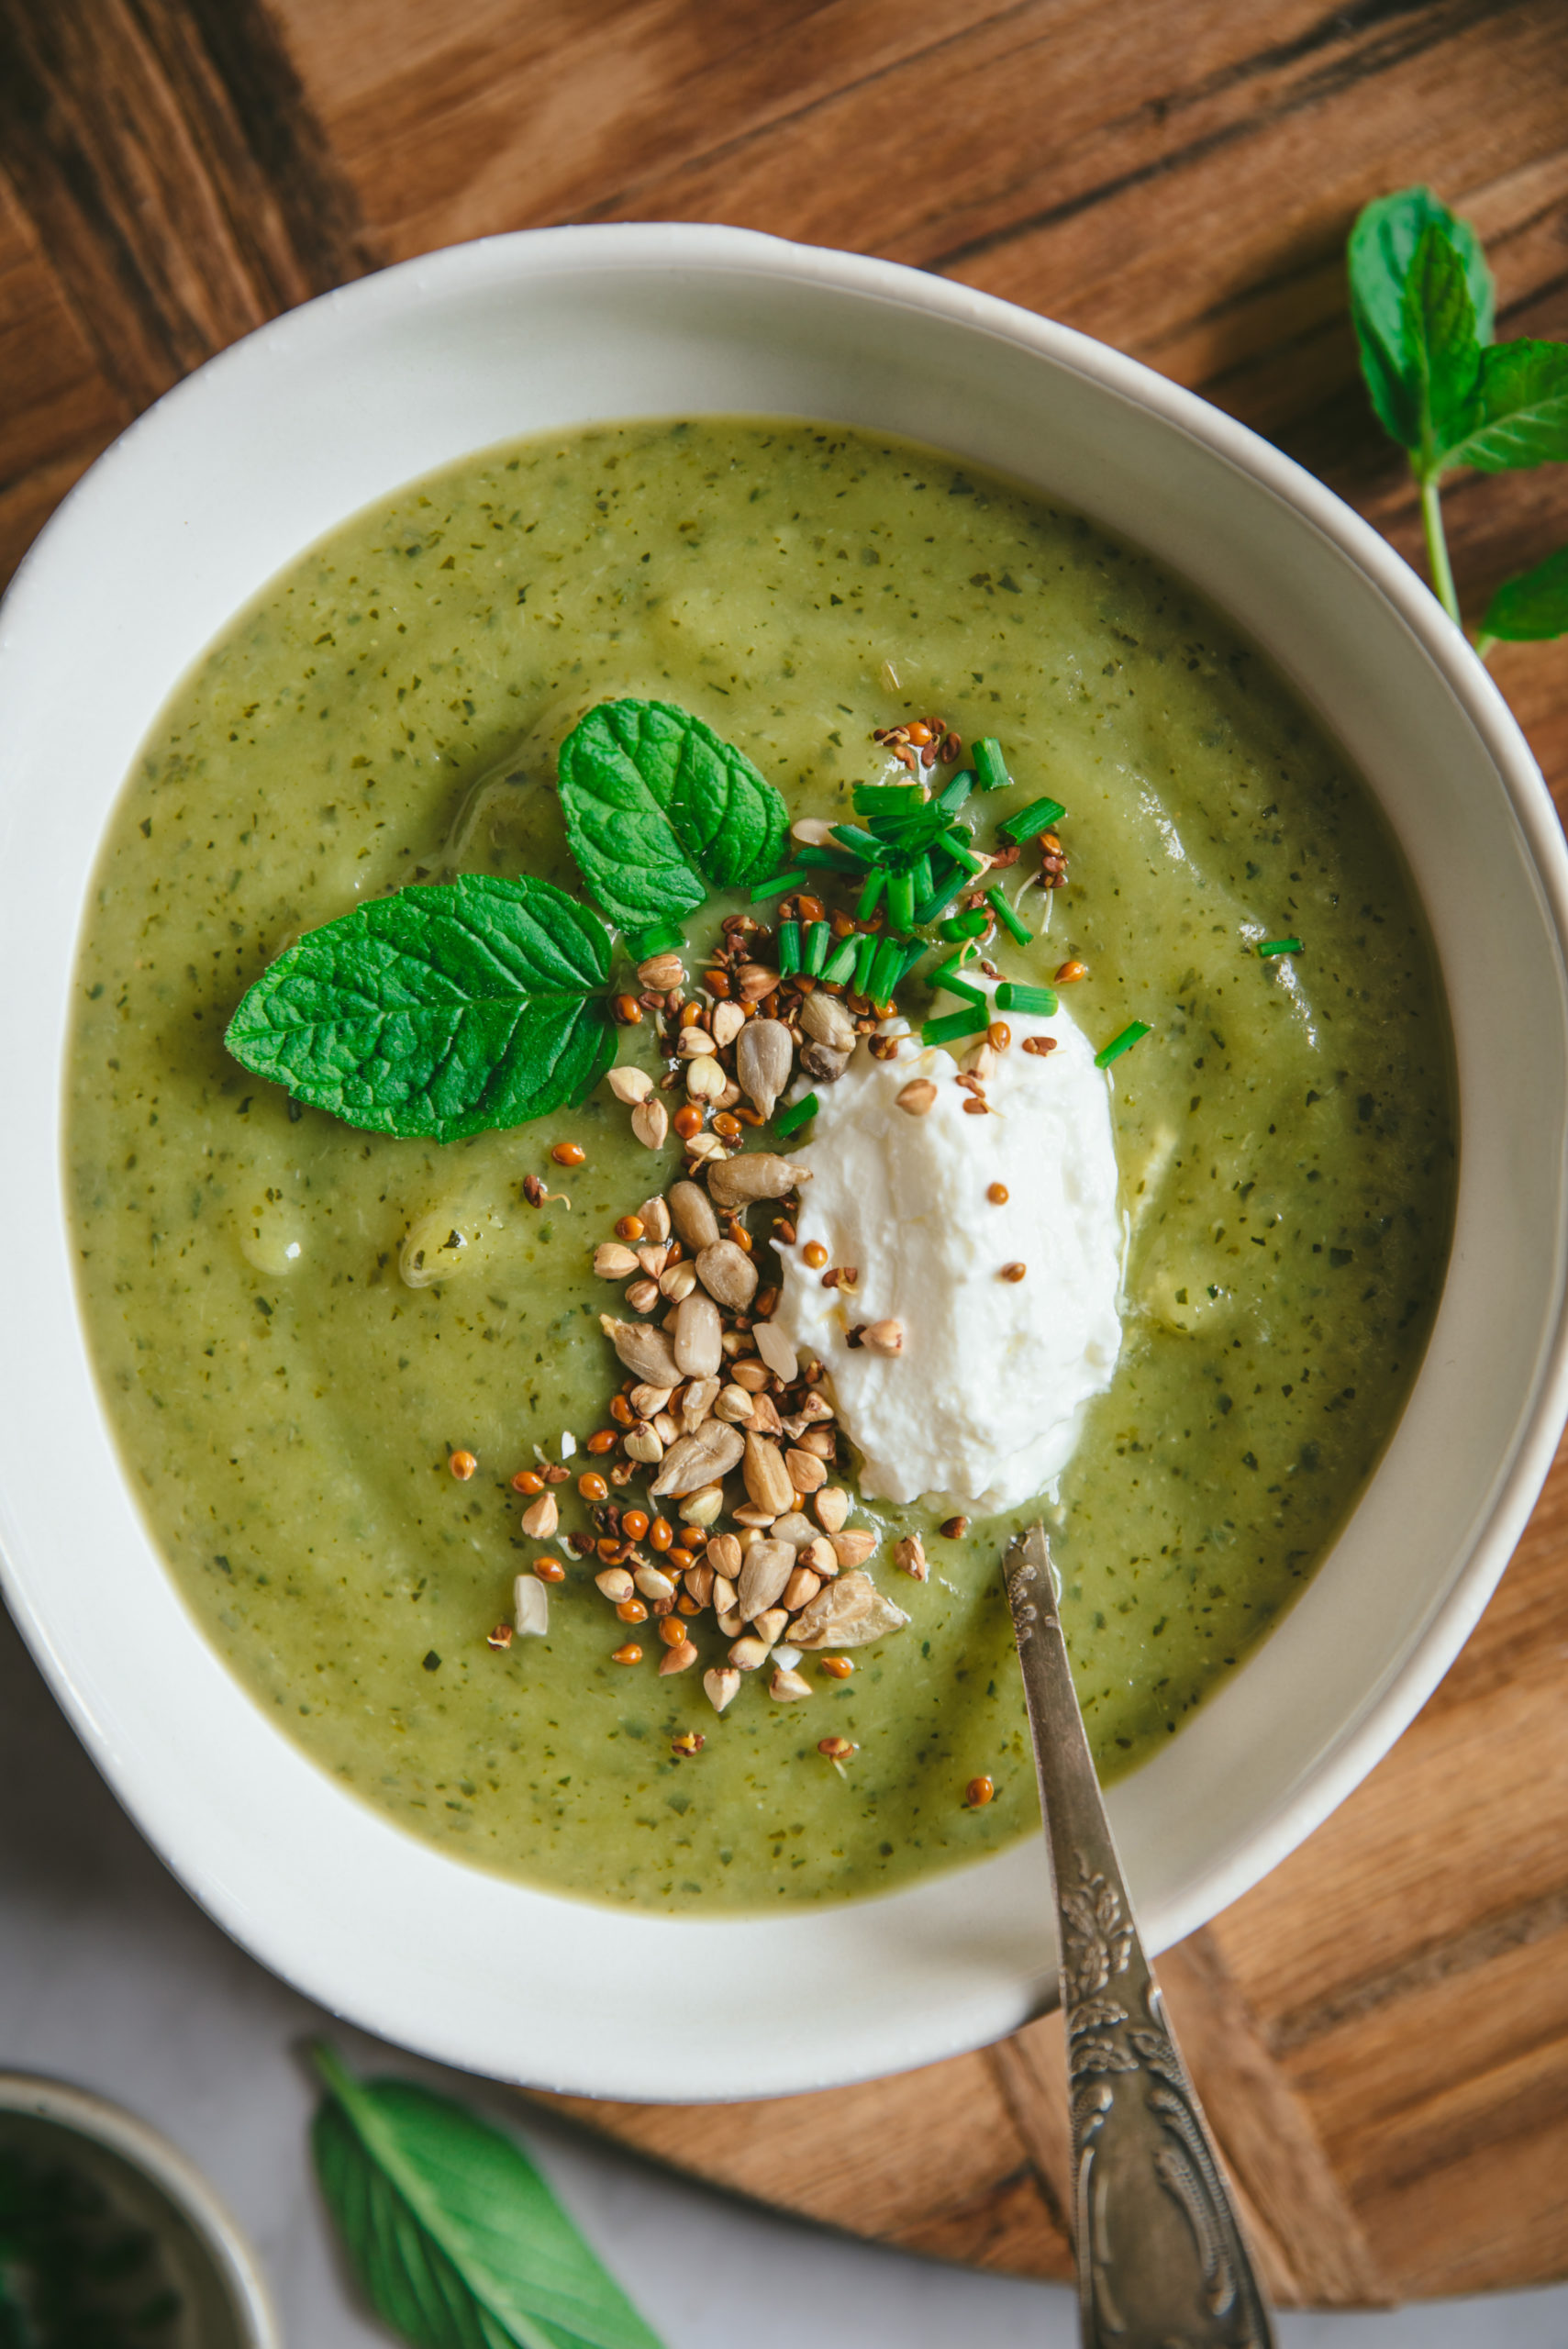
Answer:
[5,217,1568,2100]
[0,2070,280,2343]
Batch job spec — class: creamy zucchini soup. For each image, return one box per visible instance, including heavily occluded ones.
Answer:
[69,419,1454,1912]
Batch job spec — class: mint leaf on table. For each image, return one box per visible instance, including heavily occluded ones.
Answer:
[311,2045,665,2349]
[1398,218,1483,469]
[558,698,788,932]
[1481,544,1568,642]
[1443,340,1568,472]
[1348,186,1495,454]
[226,874,616,1141]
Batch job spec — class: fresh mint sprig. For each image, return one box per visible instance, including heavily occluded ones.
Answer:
[310,2043,665,2349]
[226,873,617,1142]
[226,698,788,1140]
[1348,187,1568,650]
[558,697,788,932]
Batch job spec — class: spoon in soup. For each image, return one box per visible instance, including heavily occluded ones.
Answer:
[1003,1522,1278,2347]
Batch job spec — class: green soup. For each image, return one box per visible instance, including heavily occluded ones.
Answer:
[67,419,1454,1912]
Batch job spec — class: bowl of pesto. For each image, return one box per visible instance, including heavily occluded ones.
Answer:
[2,225,1565,2103]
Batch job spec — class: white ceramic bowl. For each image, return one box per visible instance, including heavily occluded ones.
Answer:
[3,226,1566,2103]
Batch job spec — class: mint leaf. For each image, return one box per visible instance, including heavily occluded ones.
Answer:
[1400,219,1482,469]
[1349,188,1494,453]
[1481,544,1568,641]
[226,874,616,1141]
[558,698,787,932]
[1444,340,1568,472]
[311,2046,664,2349]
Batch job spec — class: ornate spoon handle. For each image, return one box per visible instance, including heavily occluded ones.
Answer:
[1004,1523,1277,2348]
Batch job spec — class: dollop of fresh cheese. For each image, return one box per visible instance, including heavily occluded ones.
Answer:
[774,999,1123,1512]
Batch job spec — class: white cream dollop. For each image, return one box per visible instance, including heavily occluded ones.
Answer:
[774,999,1123,1512]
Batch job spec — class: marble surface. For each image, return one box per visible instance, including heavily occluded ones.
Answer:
[2,1604,1562,2348]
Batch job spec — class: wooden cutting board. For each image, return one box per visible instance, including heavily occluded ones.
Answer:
[4,0,1567,2305]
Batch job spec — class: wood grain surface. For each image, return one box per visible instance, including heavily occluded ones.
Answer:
[4,0,1567,2307]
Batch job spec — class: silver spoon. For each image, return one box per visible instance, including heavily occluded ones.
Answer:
[1003,1522,1278,2348]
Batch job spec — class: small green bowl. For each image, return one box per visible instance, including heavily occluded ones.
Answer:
[0,2073,277,2347]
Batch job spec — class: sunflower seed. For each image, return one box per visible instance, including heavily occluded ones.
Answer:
[673,1290,723,1378]
[678,1484,726,1527]
[608,1066,653,1104]
[602,1316,682,1386]
[895,1533,929,1581]
[791,1569,910,1649]
[711,1000,746,1048]
[650,1419,746,1496]
[680,1377,720,1431]
[798,990,857,1052]
[736,1020,794,1119]
[630,1097,669,1150]
[513,1575,550,1638]
[704,1667,740,1714]
[743,1433,795,1516]
[594,1241,640,1278]
[668,1179,720,1251]
[814,1486,851,1533]
[707,1152,812,1208]
[829,1529,877,1570]
[738,1537,794,1620]
[752,1320,798,1383]
[696,1239,758,1309]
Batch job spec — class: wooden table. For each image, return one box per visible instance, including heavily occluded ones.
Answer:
[5,0,1567,2307]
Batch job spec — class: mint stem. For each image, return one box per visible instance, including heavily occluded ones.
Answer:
[1419,473,1462,628]
[1473,629,1497,661]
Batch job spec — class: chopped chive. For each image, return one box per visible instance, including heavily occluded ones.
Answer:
[626,919,686,958]
[909,851,934,906]
[819,930,860,985]
[795,844,864,874]
[773,1092,820,1141]
[986,886,1031,947]
[914,867,972,926]
[887,870,916,932]
[829,824,883,863]
[1256,937,1303,958]
[921,1007,989,1046]
[854,783,922,815]
[867,934,906,1006]
[898,937,931,982]
[929,956,987,1005]
[999,796,1067,845]
[1095,1020,1151,1070]
[936,768,975,817]
[852,930,880,995]
[940,908,988,943]
[802,920,829,977]
[973,738,1010,792]
[945,834,984,875]
[854,866,886,921]
[750,869,807,904]
[777,919,801,977]
[995,982,1058,1016]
